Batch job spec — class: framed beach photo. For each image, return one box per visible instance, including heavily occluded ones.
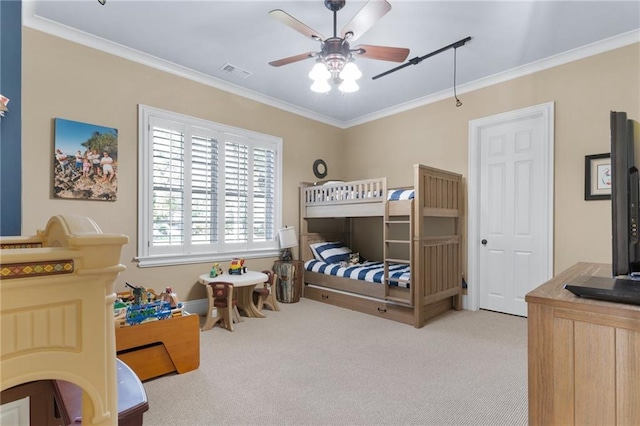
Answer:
[53,118,118,201]
[585,153,611,201]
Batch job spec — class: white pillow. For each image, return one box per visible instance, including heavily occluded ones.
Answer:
[309,243,323,260]
[310,241,351,264]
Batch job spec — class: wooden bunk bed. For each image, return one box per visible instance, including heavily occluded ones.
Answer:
[299,164,463,328]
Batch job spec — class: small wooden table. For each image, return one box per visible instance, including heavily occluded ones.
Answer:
[199,270,268,330]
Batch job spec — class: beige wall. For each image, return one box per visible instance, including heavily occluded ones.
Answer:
[22,28,345,301]
[344,43,640,275]
[21,27,640,301]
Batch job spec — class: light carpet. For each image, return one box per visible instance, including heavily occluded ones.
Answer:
[142,299,528,426]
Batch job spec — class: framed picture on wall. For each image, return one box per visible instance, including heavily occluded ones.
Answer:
[53,118,118,201]
[585,153,611,200]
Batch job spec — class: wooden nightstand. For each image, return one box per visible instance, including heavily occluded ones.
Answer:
[273,260,304,303]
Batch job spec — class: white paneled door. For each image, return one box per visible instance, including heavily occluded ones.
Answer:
[469,103,554,317]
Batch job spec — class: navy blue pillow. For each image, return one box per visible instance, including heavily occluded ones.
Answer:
[313,242,351,264]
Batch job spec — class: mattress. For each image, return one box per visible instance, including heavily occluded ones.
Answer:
[304,259,410,288]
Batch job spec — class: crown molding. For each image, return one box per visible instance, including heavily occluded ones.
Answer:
[22,2,639,130]
[22,3,345,128]
[343,29,640,128]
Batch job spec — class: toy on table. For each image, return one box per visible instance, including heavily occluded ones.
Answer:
[124,282,157,304]
[210,263,223,278]
[228,258,246,275]
[125,301,172,325]
[115,282,179,326]
[340,252,361,268]
[126,282,144,304]
[160,286,180,309]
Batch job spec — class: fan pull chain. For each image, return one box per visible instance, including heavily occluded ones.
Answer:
[453,47,462,108]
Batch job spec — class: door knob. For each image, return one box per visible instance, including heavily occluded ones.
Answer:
[481,239,487,245]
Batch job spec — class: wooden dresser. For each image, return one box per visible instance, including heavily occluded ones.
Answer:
[525,262,640,425]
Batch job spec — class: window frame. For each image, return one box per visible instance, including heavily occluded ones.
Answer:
[137,104,283,268]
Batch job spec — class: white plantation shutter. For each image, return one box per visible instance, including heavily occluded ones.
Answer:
[191,133,219,245]
[224,141,249,244]
[138,105,282,267]
[151,125,185,247]
[253,147,275,243]
[222,141,277,246]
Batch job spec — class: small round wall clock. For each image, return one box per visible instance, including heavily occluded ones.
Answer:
[313,159,327,179]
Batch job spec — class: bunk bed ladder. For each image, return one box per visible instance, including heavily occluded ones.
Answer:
[383,200,413,306]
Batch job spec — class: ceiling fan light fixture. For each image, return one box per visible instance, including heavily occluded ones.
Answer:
[325,56,346,74]
[309,62,331,81]
[339,61,362,81]
[270,0,407,95]
[311,79,332,93]
[339,79,359,93]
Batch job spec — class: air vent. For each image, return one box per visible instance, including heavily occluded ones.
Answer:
[220,63,252,79]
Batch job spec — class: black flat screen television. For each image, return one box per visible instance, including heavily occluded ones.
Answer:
[564,111,640,305]
[611,111,640,278]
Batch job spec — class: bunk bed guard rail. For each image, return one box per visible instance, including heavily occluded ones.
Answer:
[302,178,388,218]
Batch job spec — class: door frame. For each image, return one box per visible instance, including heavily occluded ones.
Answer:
[466,102,555,311]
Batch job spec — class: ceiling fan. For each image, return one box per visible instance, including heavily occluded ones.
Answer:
[268,0,410,93]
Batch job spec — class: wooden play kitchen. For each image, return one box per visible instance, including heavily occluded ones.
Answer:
[0,215,132,425]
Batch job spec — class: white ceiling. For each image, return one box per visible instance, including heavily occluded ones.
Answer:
[25,1,640,127]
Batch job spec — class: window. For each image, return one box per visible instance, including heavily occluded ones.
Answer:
[138,105,282,267]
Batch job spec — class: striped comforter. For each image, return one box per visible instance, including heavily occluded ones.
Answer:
[304,259,410,288]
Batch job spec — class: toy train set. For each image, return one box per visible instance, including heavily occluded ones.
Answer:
[115,282,184,326]
[125,300,172,325]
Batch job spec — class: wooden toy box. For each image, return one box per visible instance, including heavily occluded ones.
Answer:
[115,313,200,381]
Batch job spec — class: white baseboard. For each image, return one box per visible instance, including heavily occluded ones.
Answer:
[462,294,471,311]
[182,298,208,316]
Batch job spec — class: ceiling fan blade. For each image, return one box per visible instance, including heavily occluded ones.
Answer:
[353,45,409,62]
[341,0,391,42]
[269,52,315,67]
[269,9,325,41]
